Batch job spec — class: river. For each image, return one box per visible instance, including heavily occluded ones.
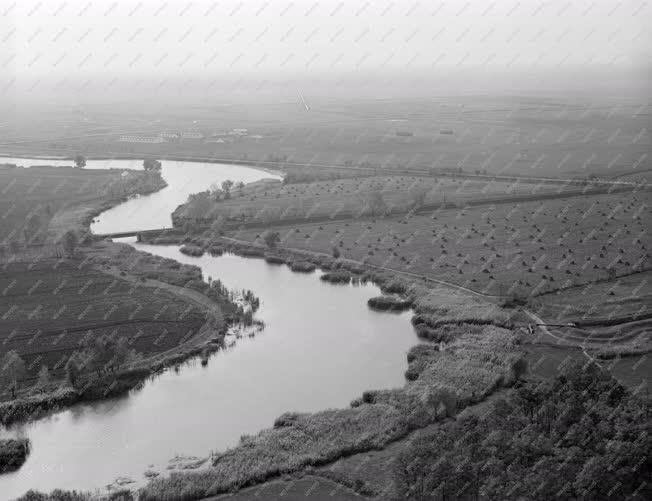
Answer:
[0,158,419,499]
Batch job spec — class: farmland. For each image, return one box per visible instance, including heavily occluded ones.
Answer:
[221,190,651,300]
[0,258,207,386]
[4,96,651,181]
[0,166,121,243]
[174,174,590,226]
[0,164,165,244]
[0,163,237,421]
[2,98,650,499]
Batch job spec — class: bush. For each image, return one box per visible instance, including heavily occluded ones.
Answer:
[0,438,30,473]
[319,271,352,283]
[289,261,316,273]
[179,245,205,257]
[367,295,412,311]
[15,490,91,501]
[264,254,285,264]
[381,279,408,294]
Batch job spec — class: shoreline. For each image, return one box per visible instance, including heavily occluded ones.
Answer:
[0,153,286,182]
[0,167,244,427]
[3,151,646,190]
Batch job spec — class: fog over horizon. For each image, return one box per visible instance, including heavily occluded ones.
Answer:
[1,0,651,108]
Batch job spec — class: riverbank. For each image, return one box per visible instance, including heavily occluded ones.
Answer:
[0,162,250,427]
[87,232,525,499]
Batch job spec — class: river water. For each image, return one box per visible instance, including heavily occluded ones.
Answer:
[0,158,418,499]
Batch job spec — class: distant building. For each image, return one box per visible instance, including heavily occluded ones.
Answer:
[159,132,180,139]
[180,132,204,139]
[229,128,248,136]
[118,135,166,143]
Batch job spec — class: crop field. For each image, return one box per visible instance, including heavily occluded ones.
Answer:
[534,269,652,324]
[0,166,122,244]
[5,97,650,180]
[179,175,584,225]
[0,258,206,391]
[229,190,651,299]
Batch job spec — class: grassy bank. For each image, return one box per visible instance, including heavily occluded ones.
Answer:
[138,320,523,500]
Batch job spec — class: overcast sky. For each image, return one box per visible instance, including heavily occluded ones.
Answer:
[1,0,651,103]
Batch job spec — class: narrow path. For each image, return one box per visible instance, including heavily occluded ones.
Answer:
[523,309,601,366]
[220,236,502,301]
[102,265,221,314]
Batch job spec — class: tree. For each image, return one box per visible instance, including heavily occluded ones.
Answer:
[362,190,387,217]
[210,216,226,236]
[143,159,162,173]
[9,241,22,255]
[221,180,234,199]
[509,355,529,383]
[332,246,341,258]
[262,231,281,249]
[184,192,213,222]
[113,337,130,369]
[36,365,50,391]
[62,230,78,257]
[73,154,86,169]
[410,186,429,210]
[1,350,26,399]
[395,361,652,501]
[65,355,81,389]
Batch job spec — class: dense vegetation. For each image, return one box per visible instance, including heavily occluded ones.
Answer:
[0,438,30,473]
[395,362,651,500]
[136,323,521,500]
[367,295,412,311]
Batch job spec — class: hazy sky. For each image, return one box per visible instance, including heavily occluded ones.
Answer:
[1,0,651,102]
